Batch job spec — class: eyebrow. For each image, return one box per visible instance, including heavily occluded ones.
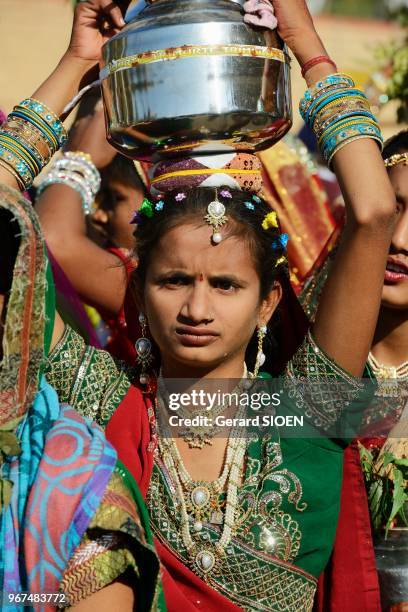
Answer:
[154,270,249,285]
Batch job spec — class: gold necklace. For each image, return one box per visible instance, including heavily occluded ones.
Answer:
[368,352,408,398]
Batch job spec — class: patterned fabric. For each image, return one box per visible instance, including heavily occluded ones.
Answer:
[1,379,116,608]
[284,330,367,434]
[149,442,317,611]
[46,326,373,610]
[259,139,337,288]
[46,325,132,427]
[150,151,263,195]
[0,183,54,427]
[0,184,163,611]
[62,464,162,610]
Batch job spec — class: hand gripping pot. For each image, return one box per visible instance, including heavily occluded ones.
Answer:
[100,0,292,161]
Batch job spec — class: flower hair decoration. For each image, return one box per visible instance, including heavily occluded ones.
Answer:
[262,211,279,230]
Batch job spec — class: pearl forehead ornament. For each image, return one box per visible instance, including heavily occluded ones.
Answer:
[204,190,228,244]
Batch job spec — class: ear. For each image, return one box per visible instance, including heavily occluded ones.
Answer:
[258,281,282,327]
[91,208,109,225]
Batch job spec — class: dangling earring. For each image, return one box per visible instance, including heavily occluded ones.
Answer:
[135,312,153,385]
[251,325,267,378]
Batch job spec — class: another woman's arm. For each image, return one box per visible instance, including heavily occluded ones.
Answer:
[269,0,396,376]
[68,581,134,612]
[35,104,128,315]
[0,1,127,345]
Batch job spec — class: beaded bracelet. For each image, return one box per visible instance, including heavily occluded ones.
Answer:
[36,152,101,215]
[299,73,383,167]
[0,98,67,189]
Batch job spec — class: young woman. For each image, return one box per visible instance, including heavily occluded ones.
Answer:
[0,0,396,609]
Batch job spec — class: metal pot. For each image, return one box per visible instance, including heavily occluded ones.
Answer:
[375,528,408,609]
[100,0,292,161]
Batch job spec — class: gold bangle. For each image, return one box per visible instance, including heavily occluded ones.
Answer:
[0,158,25,189]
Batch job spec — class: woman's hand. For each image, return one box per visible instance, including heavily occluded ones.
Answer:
[67,0,126,65]
[244,0,327,66]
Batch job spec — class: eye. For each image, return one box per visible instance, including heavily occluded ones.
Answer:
[159,274,190,287]
[211,278,240,292]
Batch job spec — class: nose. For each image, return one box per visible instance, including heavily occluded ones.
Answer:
[179,281,213,325]
[391,209,408,254]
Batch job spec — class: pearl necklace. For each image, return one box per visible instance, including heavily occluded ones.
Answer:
[156,400,247,576]
[368,352,408,379]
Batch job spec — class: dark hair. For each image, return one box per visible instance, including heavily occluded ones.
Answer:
[133,187,287,298]
[97,155,147,213]
[383,129,408,160]
[132,187,289,372]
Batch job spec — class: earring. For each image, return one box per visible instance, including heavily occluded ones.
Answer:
[251,325,267,378]
[135,312,153,385]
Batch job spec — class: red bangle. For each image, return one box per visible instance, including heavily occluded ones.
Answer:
[301,56,337,78]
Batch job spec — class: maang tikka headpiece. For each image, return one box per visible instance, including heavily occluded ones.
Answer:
[204,189,229,244]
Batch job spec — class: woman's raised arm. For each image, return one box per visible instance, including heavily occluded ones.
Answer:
[0,0,125,191]
[267,0,396,376]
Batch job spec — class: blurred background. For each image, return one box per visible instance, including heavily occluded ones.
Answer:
[0,0,406,137]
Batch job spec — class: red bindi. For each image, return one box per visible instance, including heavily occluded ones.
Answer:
[198,273,204,282]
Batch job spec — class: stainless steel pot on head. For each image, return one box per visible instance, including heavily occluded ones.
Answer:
[100,0,292,161]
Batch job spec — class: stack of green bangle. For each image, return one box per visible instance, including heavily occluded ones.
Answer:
[0,98,67,189]
[299,74,383,167]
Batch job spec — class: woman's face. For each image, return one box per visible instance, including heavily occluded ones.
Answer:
[382,163,408,309]
[142,221,281,375]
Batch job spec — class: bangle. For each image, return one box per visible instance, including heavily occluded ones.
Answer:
[36,151,101,215]
[301,56,337,78]
[299,73,383,168]
[0,98,66,189]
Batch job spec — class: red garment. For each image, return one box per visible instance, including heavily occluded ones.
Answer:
[99,247,137,363]
[315,443,381,611]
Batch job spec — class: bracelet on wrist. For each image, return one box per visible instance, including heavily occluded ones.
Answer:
[301,55,337,78]
[0,98,67,189]
[36,151,101,215]
[299,73,383,168]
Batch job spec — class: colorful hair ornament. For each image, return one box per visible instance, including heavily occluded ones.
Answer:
[130,210,143,224]
[275,255,287,268]
[262,211,279,230]
[220,189,232,199]
[244,201,255,210]
[271,233,289,250]
[139,198,154,218]
[252,194,262,204]
[155,200,164,211]
[175,192,186,202]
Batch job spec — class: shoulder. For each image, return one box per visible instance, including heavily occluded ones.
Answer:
[45,325,135,427]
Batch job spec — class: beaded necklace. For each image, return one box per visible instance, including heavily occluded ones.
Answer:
[156,371,248,576]
[368,352,408,380]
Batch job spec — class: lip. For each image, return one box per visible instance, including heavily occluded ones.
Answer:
[384,257,408,284]
[175,326,219,347]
